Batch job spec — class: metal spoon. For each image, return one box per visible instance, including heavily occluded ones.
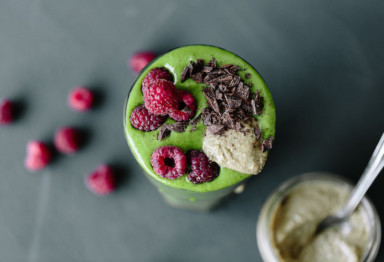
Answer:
[316,132,384,234]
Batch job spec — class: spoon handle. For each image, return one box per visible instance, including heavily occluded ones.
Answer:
[341,132,384,217]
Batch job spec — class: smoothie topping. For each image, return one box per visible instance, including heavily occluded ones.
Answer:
[169,90,197,121]
[144,79,180,115]
[150,146,187,180]
[181,58,272,151]
[142,67,173,93]
[187,150,219,184]
[157,122,188,141]
[261,136,273,152]
[130,105,167,131]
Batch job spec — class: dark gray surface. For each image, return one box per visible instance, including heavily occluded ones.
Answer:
[1,0,383,261]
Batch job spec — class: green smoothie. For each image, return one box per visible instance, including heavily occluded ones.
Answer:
[124,45,275,210]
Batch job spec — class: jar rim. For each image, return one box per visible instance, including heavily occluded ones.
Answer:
[256,172,381,262]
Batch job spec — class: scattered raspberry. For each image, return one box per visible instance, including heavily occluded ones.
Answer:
[144,79,180,115]
[25,141,52,171]
[129,51,157,73]
[0,99,13,125]
[169,90,197,121]
[54,127,82,154]
[68,87,94,112]
[187,150,219,184]
[130,105,167,131]
[86,165,116,195]
[142,67,173,93]
[150,146,187,180]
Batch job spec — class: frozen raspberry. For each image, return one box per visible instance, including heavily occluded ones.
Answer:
[86,165,116,195]
[187,150,219,184]
[130,105,167,131]
[25,141,52,171]
[129,51,157,73]
[0,99,13,125]
[150,146,187,180]
[144,79,180,115]
[169,90,197,121]
[54,127,82,154]
[68,87,94,112]
[142,67,173,93]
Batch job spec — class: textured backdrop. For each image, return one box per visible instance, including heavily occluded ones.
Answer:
[0,0,383,261]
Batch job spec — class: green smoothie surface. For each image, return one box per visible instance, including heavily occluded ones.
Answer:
[124,45,275,192]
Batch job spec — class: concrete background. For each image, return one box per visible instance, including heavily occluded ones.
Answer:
[0,0,383,261]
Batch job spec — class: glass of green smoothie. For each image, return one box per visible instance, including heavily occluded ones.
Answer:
[124,45,276,211]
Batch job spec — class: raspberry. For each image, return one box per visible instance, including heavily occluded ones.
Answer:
[0,99,13,125]
[68,87,94,112]
[86,165,116,195]
[150,146,187,180]
[129,51,157,73]
[144,79,180,115]
[130,105,167,131]
[142,67,173,93]
[187,150,219,184]
[25,141,52,171]
[169,90,197,121]
[54,127,82,154]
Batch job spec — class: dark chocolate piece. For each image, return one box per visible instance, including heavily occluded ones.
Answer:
[207,124,225,135]
[188,61,196,75]
[202,66,213,73]
[181,66,189,82]
[202,87,220,113]
[189,113,201,126]
[208,57,217,68]
[254,127,262,140]
[166,122,188,132]
[262,136,273,152]
[158,126,171,141]
[191,72,204,83]
[225,95,242,109]
[253,90,264,115]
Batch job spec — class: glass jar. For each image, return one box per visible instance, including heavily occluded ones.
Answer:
[257,172,381,262]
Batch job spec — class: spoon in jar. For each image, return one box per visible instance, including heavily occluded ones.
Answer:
[316,132,384,234]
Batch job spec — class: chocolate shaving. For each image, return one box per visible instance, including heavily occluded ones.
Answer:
[188,61,196,75]
[191,72,204,83]
[202,87,220,113]
[158,126,171,141]
[254,127,262,140]
[189,113,201,126]
[181,66,189,82]
[207,124,225,135]
[181,57,269,151]
[157,122,188,141]
[225,95,242,109]
[166,122,188,132]
[208,58,216,68]
[202,66,213,73]
[215,89,223,100]
[262,136,273,152]
[253,90,264,115]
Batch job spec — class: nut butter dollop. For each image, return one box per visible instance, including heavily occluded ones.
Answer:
[202,122,267,175]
